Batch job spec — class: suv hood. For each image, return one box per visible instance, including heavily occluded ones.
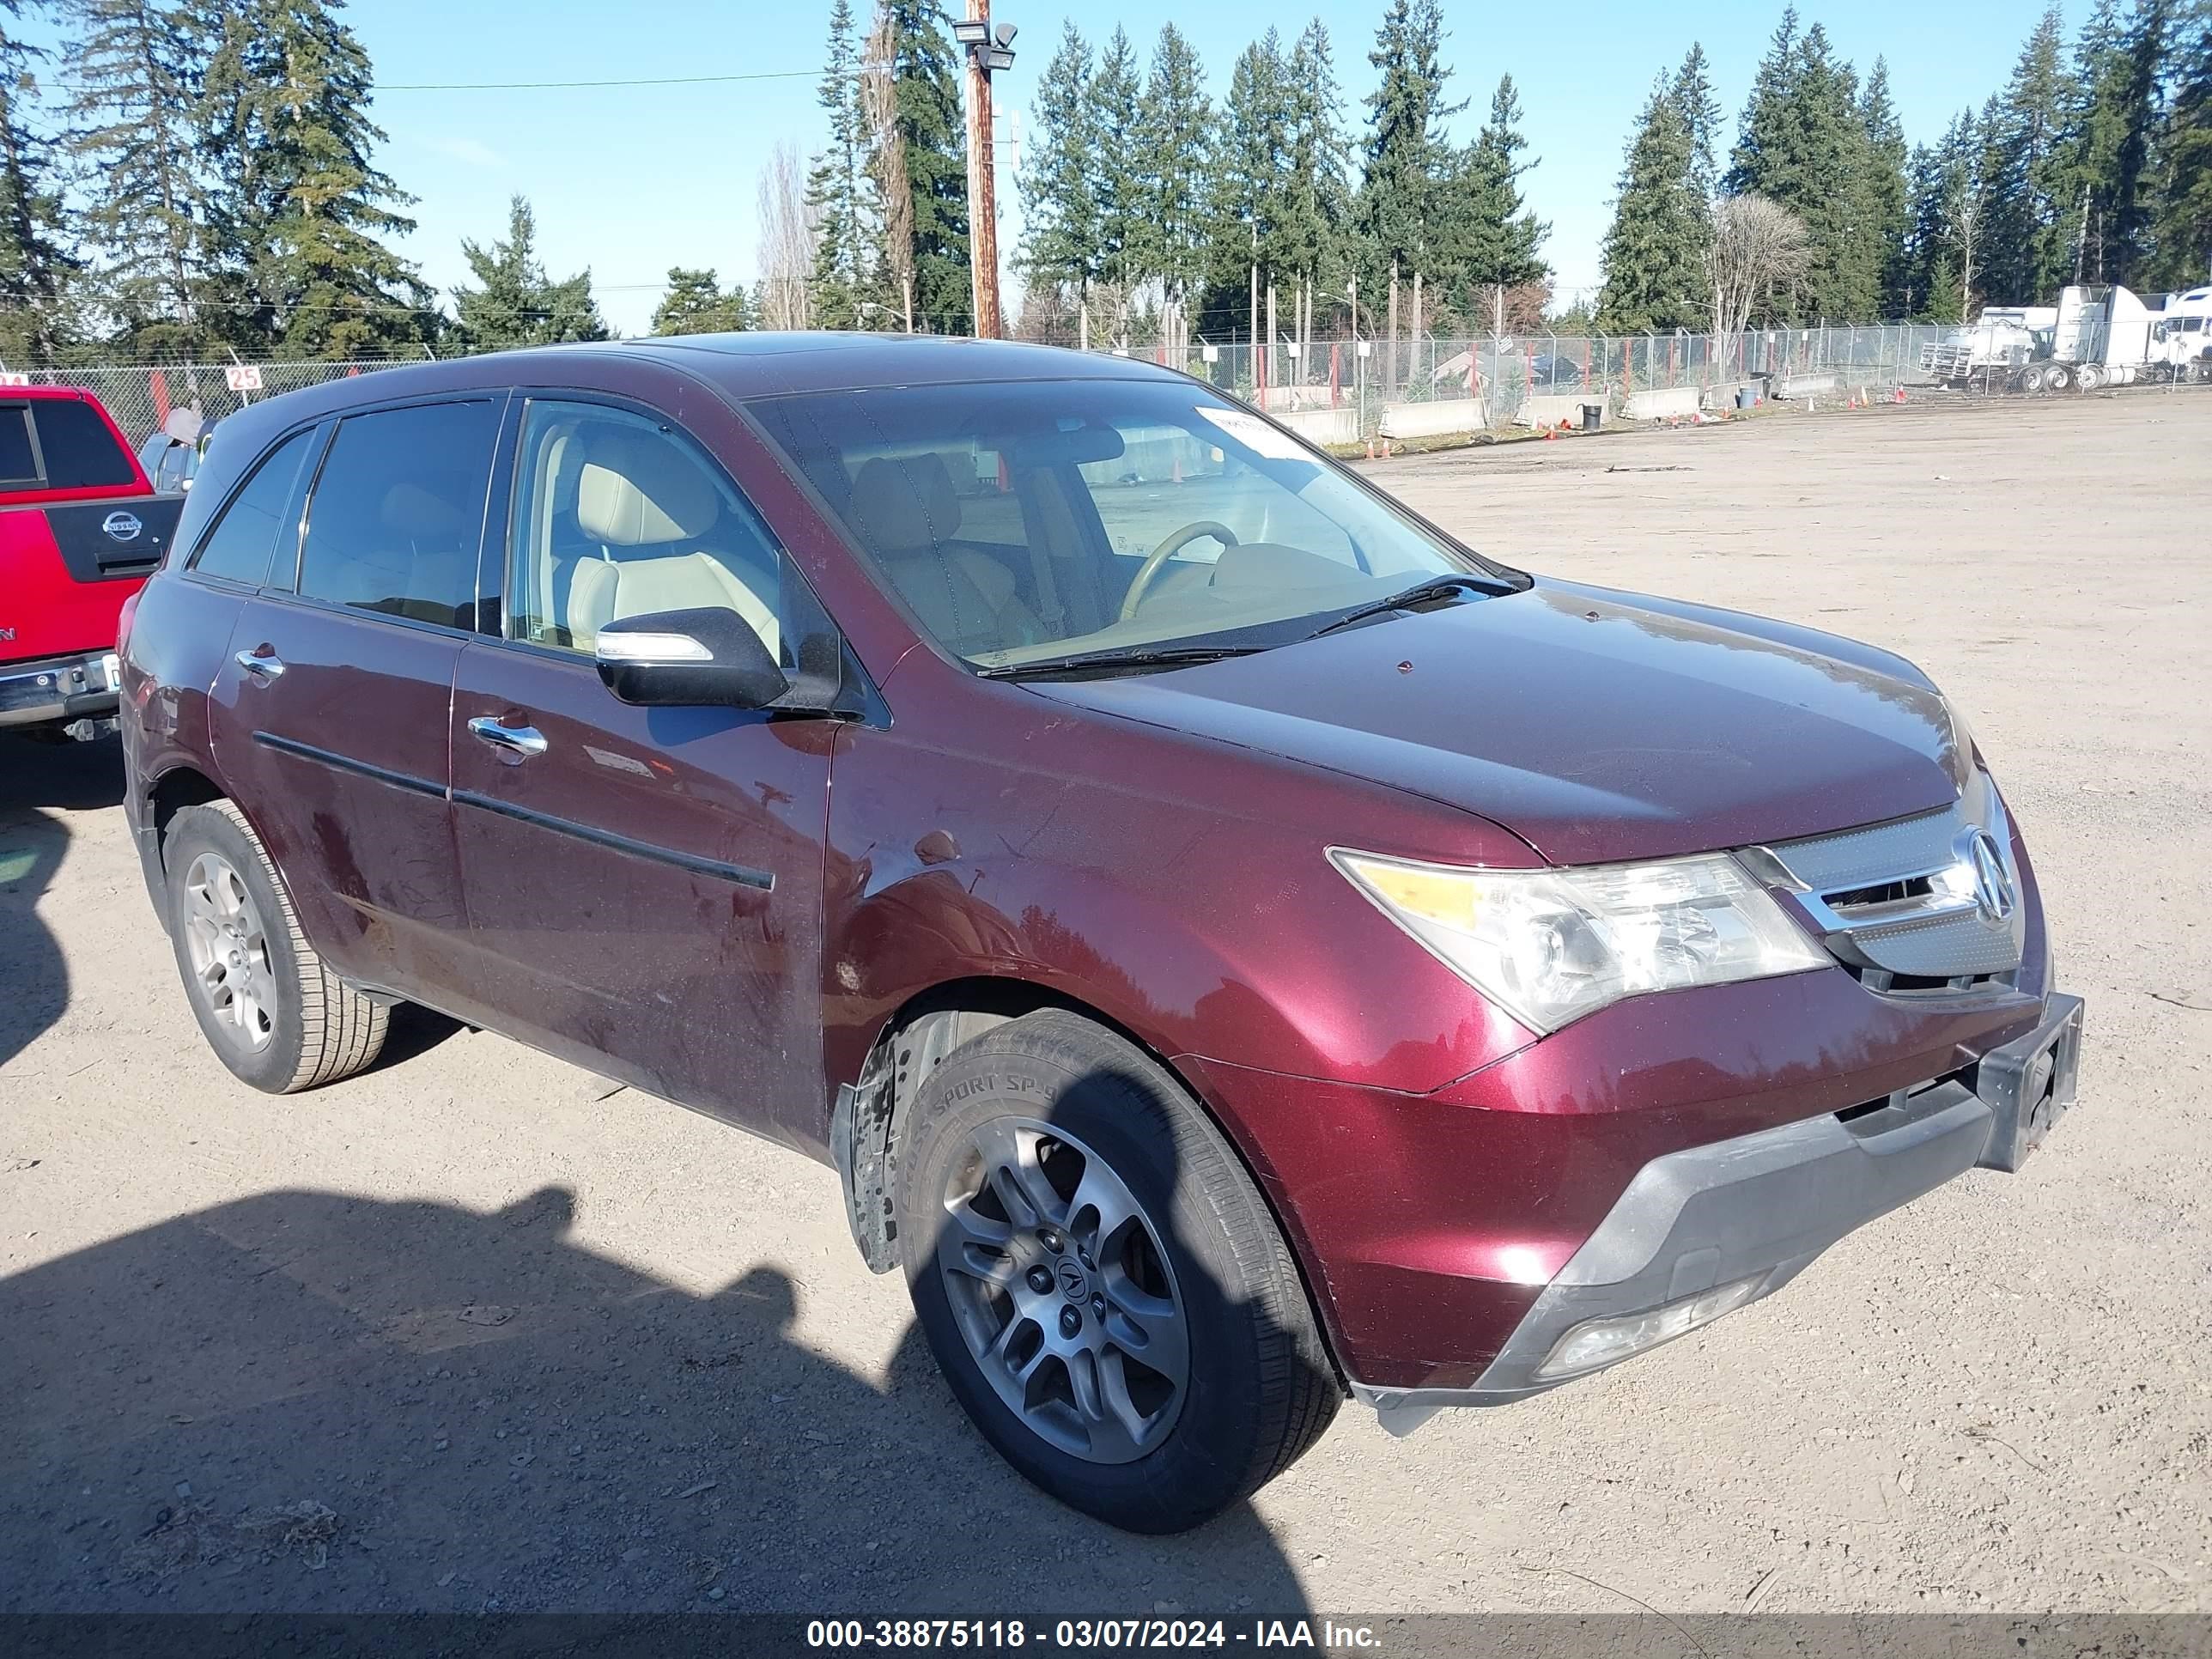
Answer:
[1033,582,1966,866]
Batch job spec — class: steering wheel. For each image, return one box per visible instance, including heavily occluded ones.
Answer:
[1119,521,1239,623]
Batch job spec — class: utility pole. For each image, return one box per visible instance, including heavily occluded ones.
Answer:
[953,4,1017,339]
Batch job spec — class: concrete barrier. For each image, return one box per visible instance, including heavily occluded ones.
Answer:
[1516,392,1608,428]
[1275,406,1359,446]
[1702,380,1759,410]
[1621,386,1703,421]
[1378,398,1489,440]
[1771,373,1839,398]
[1255,386,1340,412]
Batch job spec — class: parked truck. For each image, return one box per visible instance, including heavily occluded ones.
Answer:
[1919,286,2207,392]
[2152,285,2212,382]
[1917,306,2054,385]
[0,386,185,744]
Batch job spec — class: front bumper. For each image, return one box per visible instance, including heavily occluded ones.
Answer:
[0,649,122,731]
[1352,989,2085,1435]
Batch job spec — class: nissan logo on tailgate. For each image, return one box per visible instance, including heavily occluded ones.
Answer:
[101,510,143,543]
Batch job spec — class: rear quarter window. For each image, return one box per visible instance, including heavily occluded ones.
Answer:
[31,398,137,489]
[190,428,319,587]
[0,406,39,488]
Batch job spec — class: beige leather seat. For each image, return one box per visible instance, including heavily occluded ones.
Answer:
[565,433,779,657]
[844,454,1043,656]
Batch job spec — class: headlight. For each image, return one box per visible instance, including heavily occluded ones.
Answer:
[1329,848,1828,1035]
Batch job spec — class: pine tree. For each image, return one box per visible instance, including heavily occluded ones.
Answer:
[1209,28,1291,313]
[1725,8,1801,198]
[1675,42,1722,204]
[1016,21,1097,295]
[1136,23,1212,306]
[1355,0,1463,295]
[805,0,880,329]
[1454,73,1549,298]
[1856,58,1912,318]
[452,196,607,350]
[1909,107,1998,320]
[652,267,749,334]
[0,6,78,362]
[2152,2,2212,285]
[2069,0,2172,285]
[216,0,434,359]
[873,0,969,333]
[1982,9,2079,303]
[1597,68,1706,333]
[2108,0,2173,284]
[1279,20,1352,308]
[1728,15,1873,319]
[61,0,203,345]
[1091,27,1144,295]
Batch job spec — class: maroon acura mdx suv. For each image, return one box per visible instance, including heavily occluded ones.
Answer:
[118,336,2083,1532]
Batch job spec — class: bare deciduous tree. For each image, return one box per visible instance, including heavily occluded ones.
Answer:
[861,5,912,327]
[1707,194,1813,372]
[757,141,819,331]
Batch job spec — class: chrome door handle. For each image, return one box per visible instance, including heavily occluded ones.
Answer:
[234,649,285,680]
[467,716,548,757]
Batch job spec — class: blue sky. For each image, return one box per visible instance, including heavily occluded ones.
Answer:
[47,1,2051,334]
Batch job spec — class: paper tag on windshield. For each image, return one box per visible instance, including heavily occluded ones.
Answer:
[1193,404,1309,461]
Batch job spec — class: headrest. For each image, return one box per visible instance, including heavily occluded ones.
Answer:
[578,434,718,546]
[382,481,466,541]
[846,454,961,556]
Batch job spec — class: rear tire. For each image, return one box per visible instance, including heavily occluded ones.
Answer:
[896,1009,1340,1533]
[2045,363,2075,392]
[162,800,388,1093]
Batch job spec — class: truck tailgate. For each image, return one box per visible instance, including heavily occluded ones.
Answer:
[0,494,183,665]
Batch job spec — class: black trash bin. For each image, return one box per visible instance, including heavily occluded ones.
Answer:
[1580,403,1603,432]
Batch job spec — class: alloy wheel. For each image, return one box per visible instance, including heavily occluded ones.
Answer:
[935,1116,1189,1464]
[181,851,276,1052]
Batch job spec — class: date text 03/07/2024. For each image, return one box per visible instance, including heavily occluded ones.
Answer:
[804,1619,1383,1650]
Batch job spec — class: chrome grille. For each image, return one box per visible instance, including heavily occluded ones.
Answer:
[1751,771,2025,988]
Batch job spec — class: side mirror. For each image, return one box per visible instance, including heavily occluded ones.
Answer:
[594,607,789,709]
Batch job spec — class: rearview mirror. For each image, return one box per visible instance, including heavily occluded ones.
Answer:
[595,607,789,709]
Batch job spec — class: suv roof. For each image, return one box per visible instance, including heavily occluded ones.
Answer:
[195,333,1185,470]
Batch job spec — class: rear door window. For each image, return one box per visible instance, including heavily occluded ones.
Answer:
[298,400,501,628]
[190,428,318,587]
[32,398,137,489]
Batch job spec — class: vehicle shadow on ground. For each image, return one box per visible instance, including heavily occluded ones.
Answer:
[0,1182,1315,1615]
[0,735,125,1071]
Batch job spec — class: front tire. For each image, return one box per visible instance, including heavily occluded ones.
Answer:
[896,1010,1340,1533]
[162,800,388,1093]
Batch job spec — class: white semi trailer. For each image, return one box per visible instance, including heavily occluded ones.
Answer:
[1921,286,2208,391]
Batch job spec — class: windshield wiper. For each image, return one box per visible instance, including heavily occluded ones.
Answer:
[976,644,1266,680]
[1301,574,1492,641]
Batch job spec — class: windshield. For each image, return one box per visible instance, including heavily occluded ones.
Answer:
[748,378,1512,669]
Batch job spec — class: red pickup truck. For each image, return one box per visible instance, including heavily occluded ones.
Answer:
[0,386,185,741]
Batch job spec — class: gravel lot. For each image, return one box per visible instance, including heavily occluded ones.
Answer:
[3,389,2207,1617]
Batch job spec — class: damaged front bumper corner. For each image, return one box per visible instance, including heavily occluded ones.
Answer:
[1353,992,2085,1437]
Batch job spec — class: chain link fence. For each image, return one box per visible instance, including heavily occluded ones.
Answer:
[2,358,418,447]
[18,319,2209,452]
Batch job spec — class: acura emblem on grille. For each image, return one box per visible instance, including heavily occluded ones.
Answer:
[1962,828,2015,924]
